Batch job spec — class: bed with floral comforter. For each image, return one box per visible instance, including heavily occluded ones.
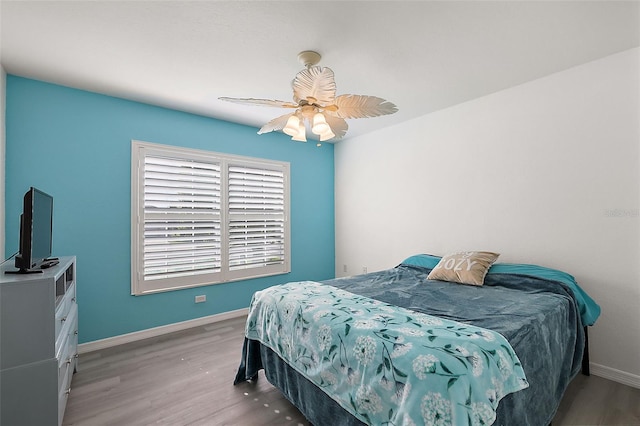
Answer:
[235,255,600,426]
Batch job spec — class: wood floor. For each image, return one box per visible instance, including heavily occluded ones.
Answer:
[63,316,640,426]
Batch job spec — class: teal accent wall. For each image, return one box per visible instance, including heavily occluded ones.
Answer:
[4,76,335,343]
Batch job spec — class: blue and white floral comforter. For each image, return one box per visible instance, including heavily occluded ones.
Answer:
[245,281,529,425]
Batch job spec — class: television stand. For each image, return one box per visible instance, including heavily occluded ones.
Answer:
[1,256,78,426]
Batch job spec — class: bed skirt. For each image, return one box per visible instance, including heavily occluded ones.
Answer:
[235,338,567,426]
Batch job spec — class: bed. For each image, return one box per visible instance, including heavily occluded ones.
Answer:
[234,254,600,425]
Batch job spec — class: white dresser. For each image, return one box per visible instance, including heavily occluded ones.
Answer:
[0,256,78,426]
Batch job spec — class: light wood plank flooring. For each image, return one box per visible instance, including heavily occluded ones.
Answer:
[63,316,640,426]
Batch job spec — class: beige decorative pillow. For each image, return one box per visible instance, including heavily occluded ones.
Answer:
[427,251,500,286]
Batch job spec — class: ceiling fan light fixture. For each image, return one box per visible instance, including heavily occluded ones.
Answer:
[283,115,300,137]
[312,112,330,135]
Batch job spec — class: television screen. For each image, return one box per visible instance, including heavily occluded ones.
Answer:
[14,187,53,272]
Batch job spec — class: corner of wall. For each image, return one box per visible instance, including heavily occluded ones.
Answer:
[1,65,5,261]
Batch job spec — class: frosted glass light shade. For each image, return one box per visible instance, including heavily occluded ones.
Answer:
[283,115,300,137]
[312,113,330,135]
[292,121,307,142]
[319,128,335,141]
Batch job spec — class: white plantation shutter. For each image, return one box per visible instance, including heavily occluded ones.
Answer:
[228,165,286,274]
[132,141,290,295]
[143,156,222,280]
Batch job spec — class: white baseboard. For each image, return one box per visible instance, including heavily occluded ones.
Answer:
[78,307,249,354]
[590,362,640,389]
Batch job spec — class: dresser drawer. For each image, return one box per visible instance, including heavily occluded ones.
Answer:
[56,302,78,362]
[57,327,77,390]
[55,295,73,343]
[58,369,72,426]
[55,283,76,348]
[57,303,77,426]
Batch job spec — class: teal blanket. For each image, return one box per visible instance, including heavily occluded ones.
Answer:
[402,254,601,326]
[246,281,529,425]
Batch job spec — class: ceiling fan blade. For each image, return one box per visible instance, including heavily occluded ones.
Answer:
[324,115,348,140]
[292,66,336,106]
[219,97,298,108]
[257,112,295,135]
[332,94,398,119]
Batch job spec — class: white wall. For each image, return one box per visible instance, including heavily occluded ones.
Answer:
[335,48,640,384]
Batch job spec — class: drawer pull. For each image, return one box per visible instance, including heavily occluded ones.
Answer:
[72,297,76,302]
[61,316,67,322]
[65,388,72,396]
[74,330,79,335]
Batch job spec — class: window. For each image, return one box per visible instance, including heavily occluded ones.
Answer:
[131,141,290,295]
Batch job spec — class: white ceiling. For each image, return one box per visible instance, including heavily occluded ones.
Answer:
[1,1,639,141]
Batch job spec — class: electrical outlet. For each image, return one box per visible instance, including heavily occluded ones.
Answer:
[362,266,368,274]
[343,264,348,273]
[195,295,206,303]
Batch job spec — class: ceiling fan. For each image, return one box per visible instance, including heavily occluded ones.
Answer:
[219,50,398,145]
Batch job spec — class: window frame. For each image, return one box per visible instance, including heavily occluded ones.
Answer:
[131,140,290,295]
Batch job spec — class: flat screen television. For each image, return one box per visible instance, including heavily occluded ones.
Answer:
[12,187,54,273]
